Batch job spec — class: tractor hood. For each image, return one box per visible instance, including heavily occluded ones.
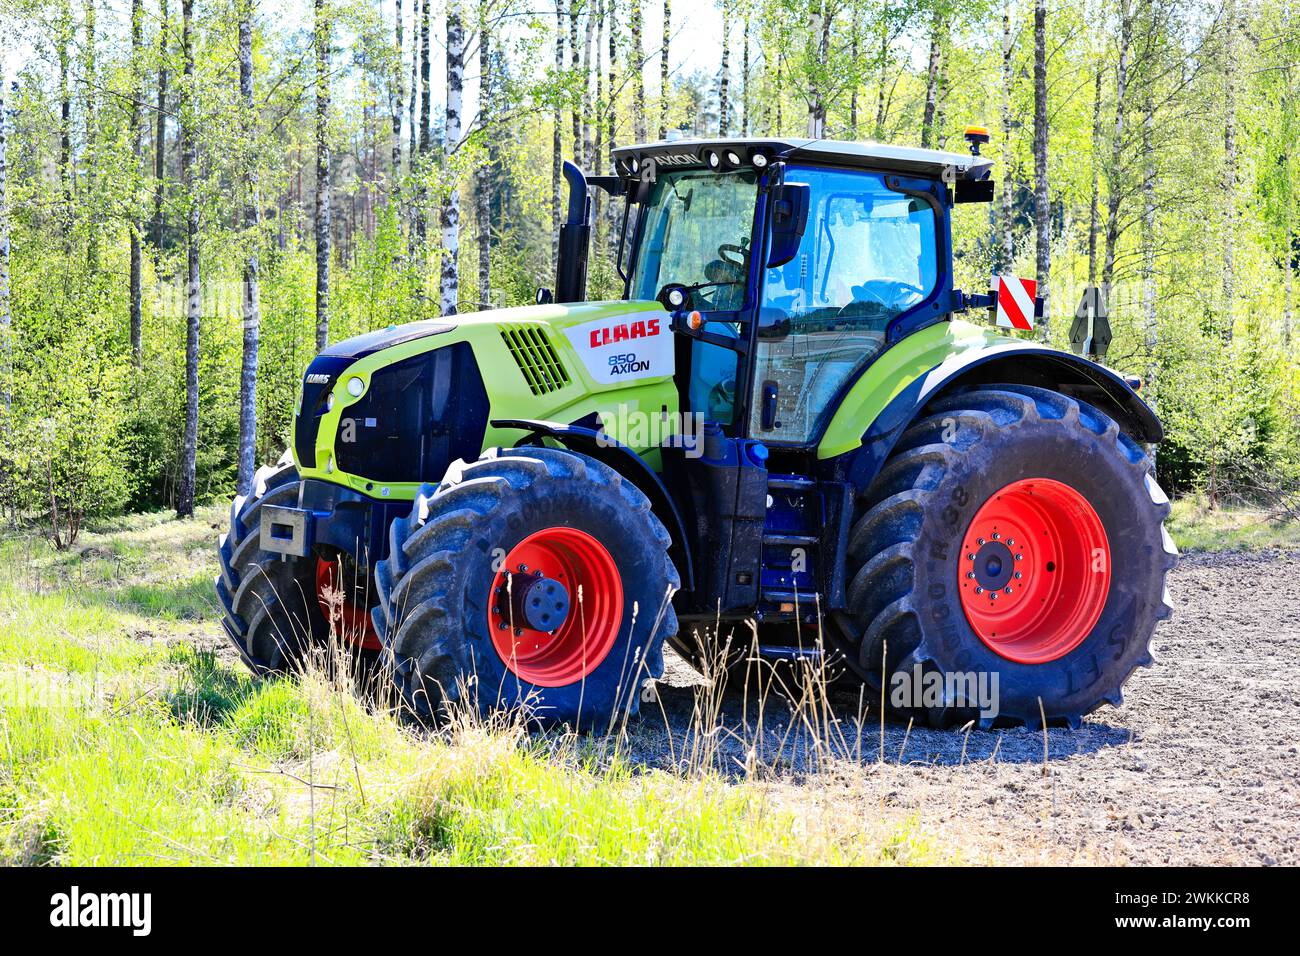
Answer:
[293,299,678,501]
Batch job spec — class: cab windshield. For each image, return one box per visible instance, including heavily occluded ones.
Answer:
[628,169,759,311]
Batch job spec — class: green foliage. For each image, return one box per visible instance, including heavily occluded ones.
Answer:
[0,0,1296,533]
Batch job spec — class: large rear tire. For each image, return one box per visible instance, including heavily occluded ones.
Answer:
[830,384,1177,728]
[372,447,680,729]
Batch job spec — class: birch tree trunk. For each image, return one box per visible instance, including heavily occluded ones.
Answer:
[552,0,564,271]
[0,83,10,419]
[177,0,199,519]
[1087,65,1102,286]
[1000,0,1013,271]
[1141,93,1157,463]
[719,3,730,135]
[572,0,583,156]
[583,1,596,161]
[58,5,72,236]
[631,0,646,143]
[477,0,492,309]
[441,2,465,315]
[83,0,99,271]
[1285,2,1295,350]
[741,15,750,135]
[1221,0,1238,343]
[314,0,331,350]
[409,0,422,172]
[921,7,944,148]
[593,0,604,223]
[237,0,261,495]
[659,0,670,138]
[1102,0,1132,295]
[129,0,144,365]
[153,0,168,248]
[392,0,404,183]
[606,0,619,247]
[1032,0,1050,340]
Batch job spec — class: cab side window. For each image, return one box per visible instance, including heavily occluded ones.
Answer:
[750,167,939,443]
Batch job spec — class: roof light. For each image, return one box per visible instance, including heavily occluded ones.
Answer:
[963,125,991,156]
[707,151,720,169]
[687,310,704,330]
[751,152,768,168]
[725,150,741,167]
[629,157,639,173]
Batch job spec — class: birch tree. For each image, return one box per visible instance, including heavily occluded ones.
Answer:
[129,0,144,364]
[177,0,199,519]
[152,0,168,248]
[314,0,331,349]
[630,0,646,142]
[237,0,261,494]
[1033,0,1049,339]
[659,0,670,138]
[442,1,465,315]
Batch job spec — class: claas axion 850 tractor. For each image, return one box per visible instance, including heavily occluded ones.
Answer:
[217,128,1176,729]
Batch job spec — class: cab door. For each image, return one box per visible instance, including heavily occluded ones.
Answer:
[748,167,941,444]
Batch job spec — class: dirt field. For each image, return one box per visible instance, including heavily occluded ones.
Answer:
[630,549,1300,865]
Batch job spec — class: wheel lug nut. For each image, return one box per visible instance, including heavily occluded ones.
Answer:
[1014,571,1022,579]
[1015,553,1023,561]
[967,553,975,560]
[989,592,998,600]
[1004,587,1013,594]
[991,532,1000,540]
[977,537,985,545]
[966,571,975,579]
[1007,539,1015,546]
[497,621,508,630]
[975,587,984,594]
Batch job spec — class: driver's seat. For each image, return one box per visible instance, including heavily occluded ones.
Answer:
[704,259,745,311]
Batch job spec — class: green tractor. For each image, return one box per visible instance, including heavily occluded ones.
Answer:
[216,132,1176,729]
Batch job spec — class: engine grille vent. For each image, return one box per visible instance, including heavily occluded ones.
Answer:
[500,325,571,395]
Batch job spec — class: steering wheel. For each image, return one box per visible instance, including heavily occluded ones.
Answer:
[851,279,926,309]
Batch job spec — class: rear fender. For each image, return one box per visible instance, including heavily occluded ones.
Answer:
[819,320,1161,489]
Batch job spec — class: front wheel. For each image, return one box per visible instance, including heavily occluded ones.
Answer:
[831,384,1177,728]
[372,447,680,729]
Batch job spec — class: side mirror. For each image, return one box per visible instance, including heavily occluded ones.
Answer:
[767,182,810,268]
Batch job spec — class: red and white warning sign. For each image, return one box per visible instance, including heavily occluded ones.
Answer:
[995,275,1037,331]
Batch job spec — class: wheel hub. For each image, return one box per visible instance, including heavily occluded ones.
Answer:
[958,478,1111,665]
[487,527,623,687]
[495,572,571,633]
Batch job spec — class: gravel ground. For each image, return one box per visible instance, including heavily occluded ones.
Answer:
[625,549,1300,864]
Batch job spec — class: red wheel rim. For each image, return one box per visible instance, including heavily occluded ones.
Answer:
[487,527,623,687]
[315,557,381,651]
[957,478,1111,665]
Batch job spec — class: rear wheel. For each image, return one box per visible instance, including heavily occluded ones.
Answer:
[831,384,1177,727]
[372,447,680,729]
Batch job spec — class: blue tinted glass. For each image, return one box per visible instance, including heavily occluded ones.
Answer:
[751,167,939,442]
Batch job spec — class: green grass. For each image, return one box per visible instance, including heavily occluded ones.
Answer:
[1167,497,1300,553]
[0,506,929,866]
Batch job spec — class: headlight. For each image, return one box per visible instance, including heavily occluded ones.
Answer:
[347,377,365,397]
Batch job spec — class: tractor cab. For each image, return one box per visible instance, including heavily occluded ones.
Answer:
[549,138,997,625]
[583,138,993,447]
